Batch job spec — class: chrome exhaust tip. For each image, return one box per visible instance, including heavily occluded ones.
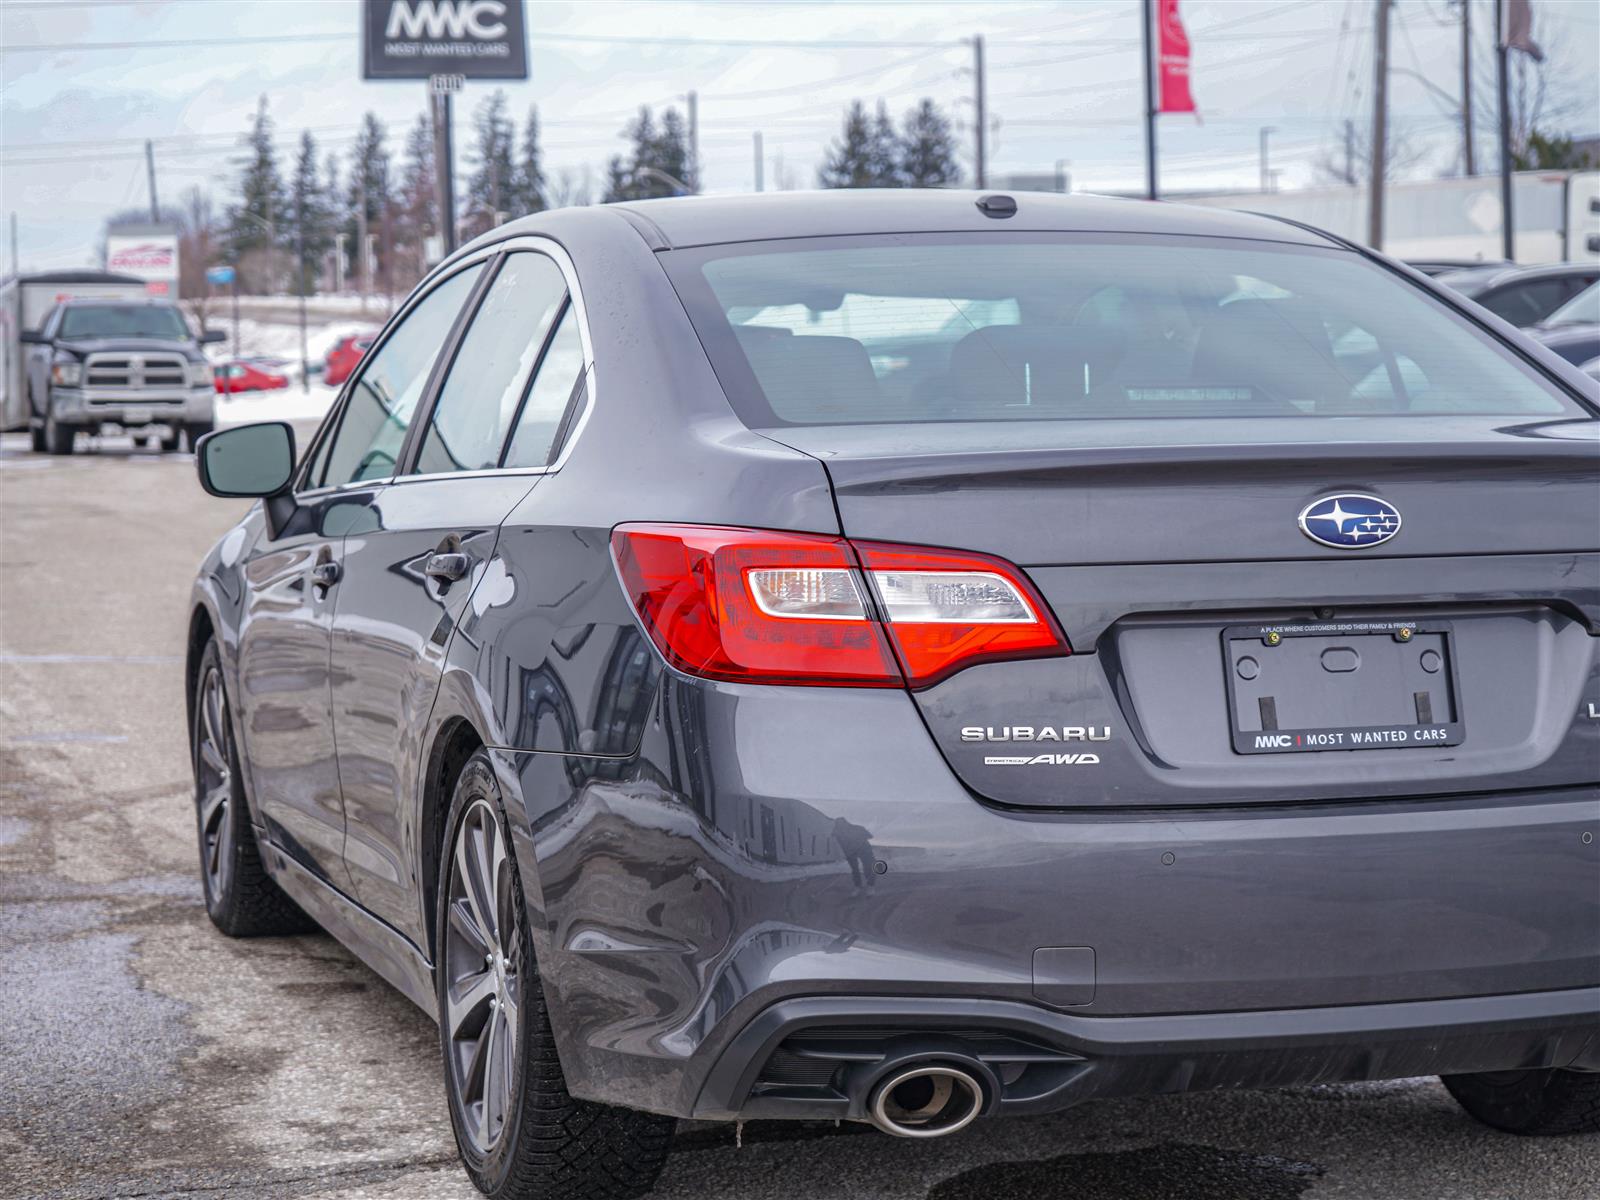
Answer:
[866,1063,985,1138]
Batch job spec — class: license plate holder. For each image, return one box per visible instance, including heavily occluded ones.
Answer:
[1222,619,1464,755]
[122,407,153,426]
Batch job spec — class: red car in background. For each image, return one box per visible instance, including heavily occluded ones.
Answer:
[214,360,289,393]
[323,333,375,386]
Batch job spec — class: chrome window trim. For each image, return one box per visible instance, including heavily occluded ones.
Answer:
[291,243,505,496]
[381,235,597,489]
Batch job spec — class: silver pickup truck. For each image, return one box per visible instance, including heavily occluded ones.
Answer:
[20,296,224,454]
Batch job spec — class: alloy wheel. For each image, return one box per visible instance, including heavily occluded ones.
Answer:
[443,798,523,1155]
[195,664,234,901]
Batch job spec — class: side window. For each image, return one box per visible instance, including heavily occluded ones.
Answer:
[316,263,483,488]
[414,253,567,475]
[1480,279,1565,327]
[503,307,585,468]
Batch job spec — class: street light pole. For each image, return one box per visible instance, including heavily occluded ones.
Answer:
[1259,126,1277,192]
[1368,0,1391,250]
[1054,159,1071,193]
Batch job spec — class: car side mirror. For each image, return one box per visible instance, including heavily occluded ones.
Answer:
[196,422,299,538]
[19,330,47,344]
[200,329,227,344]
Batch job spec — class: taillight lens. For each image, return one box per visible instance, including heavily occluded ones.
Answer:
[610,524,901,686]
[855,541,1068,686]
[611,524,1068,689]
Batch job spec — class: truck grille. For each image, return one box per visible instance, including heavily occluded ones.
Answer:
[84,352,188,390]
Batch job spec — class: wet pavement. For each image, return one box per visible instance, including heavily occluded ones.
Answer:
[2,432,1596,1199]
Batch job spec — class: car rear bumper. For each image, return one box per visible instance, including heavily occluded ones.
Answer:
[502,678,1600,1120]
[691,987,1600,1122]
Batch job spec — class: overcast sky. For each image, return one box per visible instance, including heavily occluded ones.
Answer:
[3,0,1597,270]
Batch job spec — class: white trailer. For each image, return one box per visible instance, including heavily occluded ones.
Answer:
[1,271,148,433]
[1182,170,1600,265]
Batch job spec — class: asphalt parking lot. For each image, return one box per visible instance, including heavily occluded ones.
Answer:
[2,431,1596,1200]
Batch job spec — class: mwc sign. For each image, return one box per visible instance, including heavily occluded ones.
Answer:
[362,0,528,79]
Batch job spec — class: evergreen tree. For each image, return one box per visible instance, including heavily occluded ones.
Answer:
[289,131,334,296]
[467,89,516,229]
[396,113,436,280]
[513,104,547,215]
[818,101,875,188]
[601,106,695,201]
[226,95,285,287]
[654,107,696,193]
[899,99,961,187]
[344,113,391,287]
[868,102,903,186]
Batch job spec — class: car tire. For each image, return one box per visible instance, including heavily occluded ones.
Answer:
[192,638,317,937]
[185,420,215,451]
[436,751,674,1200]
[42,406,75,455]
[1443,1068,1600,1135]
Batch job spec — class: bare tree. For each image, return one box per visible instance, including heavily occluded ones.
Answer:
[547,167,593,209]
[178,188,220,331]
[1316,118,1427,186]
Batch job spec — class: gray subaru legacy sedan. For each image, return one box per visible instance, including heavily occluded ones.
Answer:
[187,191,1600,1199]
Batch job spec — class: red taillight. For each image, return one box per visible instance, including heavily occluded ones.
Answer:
[853,541,1069,686]
[611,524,1069,689]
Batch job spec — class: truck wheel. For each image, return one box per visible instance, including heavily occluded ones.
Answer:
[185,420,215,451]
[192,638,316,937]
[1443,1068,1600,1135]
[42,407,75,455]
[29,424,46,453]
[437,752,673,1199]
[159,428,181,453]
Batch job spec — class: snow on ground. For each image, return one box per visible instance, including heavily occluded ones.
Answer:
[201,298,385,429]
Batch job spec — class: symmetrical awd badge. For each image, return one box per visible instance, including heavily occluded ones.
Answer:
[1298,494,1402,549]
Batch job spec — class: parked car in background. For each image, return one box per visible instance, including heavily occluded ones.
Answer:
[19,296,222,453]
[1526,282,1600,369]
[322,333,375,386]
[1406,258,1512,277]
[215,360,289,394]
[1435,262,1600,328]
[186,192,1600,1200]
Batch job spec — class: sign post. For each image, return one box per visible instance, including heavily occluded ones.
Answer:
[206,265,238,366]
[361,2,529,261]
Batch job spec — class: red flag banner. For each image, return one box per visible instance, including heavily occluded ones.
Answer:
[1157,0,1196,113]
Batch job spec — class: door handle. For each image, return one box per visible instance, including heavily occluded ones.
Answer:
[424,552,470,582]
[310,560,342,591]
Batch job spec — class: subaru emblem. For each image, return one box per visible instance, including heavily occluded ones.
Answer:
[1298,494,1402,549]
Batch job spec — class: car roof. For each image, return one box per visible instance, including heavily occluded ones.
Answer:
[502,189,1340,252]
[1436,261,1598,294]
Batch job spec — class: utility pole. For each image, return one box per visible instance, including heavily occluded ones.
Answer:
[1141,1,1158,199]
[972,35,987,188]
[145,140,160,222]
[753,131,764,192]
[296,191,308,394]
[1259,126,1277,192]
[1494,0,1514,260]
[686,90,699,190]
[1368,0,1391,250]
[9,213,16,276]
[357,171,369,312]
[1461,0,1476,175]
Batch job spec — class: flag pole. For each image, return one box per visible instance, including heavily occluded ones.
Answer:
[1495,0,1514,261]
[1142,0,1158,200]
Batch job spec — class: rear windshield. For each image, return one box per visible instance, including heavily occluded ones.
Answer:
[666,234,1578,427]
[59,304,191,341]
